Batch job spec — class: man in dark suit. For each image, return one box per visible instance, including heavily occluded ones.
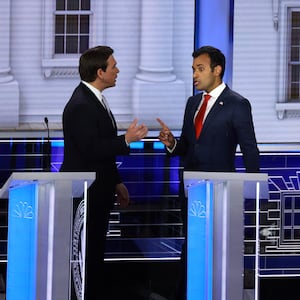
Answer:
[157,45,260,299]
[60,45,148,299]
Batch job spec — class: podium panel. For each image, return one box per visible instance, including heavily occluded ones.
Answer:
[0,172,95,300]
[187,181,214,300]
[184,172,269,300]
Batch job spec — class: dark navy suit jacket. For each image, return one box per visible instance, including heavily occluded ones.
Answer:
[173,85,260,172]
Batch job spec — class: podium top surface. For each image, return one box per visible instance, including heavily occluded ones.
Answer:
[184,171,268,182]
[0,172,95,198]
[183,171,269,199]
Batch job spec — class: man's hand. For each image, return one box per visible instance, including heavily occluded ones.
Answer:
[156,118,175,148]
[125,118,148,144]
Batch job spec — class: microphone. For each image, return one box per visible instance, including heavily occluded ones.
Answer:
[43,117,51,171]
[44,117,50,139]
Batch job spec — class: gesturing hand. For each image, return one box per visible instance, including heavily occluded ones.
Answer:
[156,118,175,148]
[125,118,148,144]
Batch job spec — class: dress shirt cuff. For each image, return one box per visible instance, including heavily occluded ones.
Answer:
[124,136,130,147]
[166,139,177,153]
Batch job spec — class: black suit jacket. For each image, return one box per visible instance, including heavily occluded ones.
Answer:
[60,82,131,298]
[173,85,260,172]
[60,82,130,195]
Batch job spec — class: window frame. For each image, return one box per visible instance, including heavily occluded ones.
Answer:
[276,0,300,119]
[42,0,105,78]
[289,9,300,101]
[54,9,91,56]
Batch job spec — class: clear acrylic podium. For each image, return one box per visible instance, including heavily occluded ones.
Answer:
[184,171,269,300]
[0,172,95,300]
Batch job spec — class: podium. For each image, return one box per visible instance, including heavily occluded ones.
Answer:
[0,172,95,300]
[184,171,269,300]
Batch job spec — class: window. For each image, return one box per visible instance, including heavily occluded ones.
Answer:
[281,193,300,243]
[276,1,300,119]
[289,10,300,101]
[42,0,104,78]
[54,0,91,55]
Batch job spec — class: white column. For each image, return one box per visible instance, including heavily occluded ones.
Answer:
[132,0,185,129]
[136,0,175,82]
[0,0,20,127]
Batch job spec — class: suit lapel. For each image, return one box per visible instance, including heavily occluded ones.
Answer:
[80,83,104,110]
[188,94,202,139]
[80,83,117,131]
[200,87,229,135]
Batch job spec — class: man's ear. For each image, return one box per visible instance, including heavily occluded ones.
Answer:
[214,65,222,77]
[97,68,104,79]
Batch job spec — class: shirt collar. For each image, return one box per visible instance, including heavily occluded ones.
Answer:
[82,80,103,101]
[205,82,226,99]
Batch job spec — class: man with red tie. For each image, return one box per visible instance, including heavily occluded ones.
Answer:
[157,45,260,299]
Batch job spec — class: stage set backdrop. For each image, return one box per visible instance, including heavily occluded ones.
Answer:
[0,0,299,143]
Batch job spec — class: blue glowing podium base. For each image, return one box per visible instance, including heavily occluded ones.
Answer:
[184,172,268,300]
[0,172,95,300]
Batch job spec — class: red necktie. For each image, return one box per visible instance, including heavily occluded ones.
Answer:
[195,94,211,138]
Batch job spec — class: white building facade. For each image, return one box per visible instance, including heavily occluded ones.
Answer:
[1,0,300,143]
[0,0,194,130]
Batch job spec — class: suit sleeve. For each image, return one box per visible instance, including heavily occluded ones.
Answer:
[170,96,195,156]
[63,101,129,173]
[233,99,260,172]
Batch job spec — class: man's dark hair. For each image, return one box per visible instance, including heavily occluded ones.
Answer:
[79,46,114,82]
[192,46,226,79]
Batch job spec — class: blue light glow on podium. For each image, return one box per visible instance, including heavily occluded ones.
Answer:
[187,181,214,300]
[6,183,38,300]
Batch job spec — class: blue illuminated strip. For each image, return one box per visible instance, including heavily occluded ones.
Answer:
[194,0,233,86]
[51,140,64,148]
[153,141,165,150]
[129,141,144,149]
[6,183,38,300]
[187,181,213,300]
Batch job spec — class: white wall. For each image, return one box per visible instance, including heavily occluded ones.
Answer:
[1,0,194,132]
[233,0,300,143]
[4,0,299,143]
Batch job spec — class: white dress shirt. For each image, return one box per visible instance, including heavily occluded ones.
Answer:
[168,82,226,153]
[194,82,226,122]
[81,80,107,109]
